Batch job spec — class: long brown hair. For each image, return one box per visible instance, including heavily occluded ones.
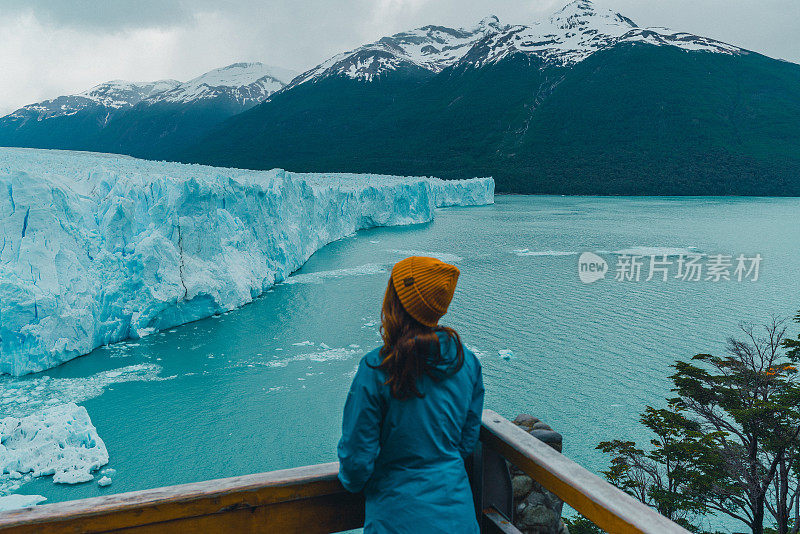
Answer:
[371,280,464,400]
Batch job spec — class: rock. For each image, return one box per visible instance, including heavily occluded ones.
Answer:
[530,429,563,452]
[509,414,565,533]
[523,491,546,508]
[512,475,533,498]
[513,414,540,428]
[519,504,558,528]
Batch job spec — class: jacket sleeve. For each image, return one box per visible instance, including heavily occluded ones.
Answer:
[458,362,485,458]
[337,357,384,493]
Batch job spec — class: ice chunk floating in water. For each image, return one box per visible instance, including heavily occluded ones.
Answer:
[0,363,171,419]
[511,249,576,257]
[611,246,701,257]
[0,494,46,511]
[386,250,463,263]
[0,148,494,375]
[0,403,108,492]
[283,263,387,285]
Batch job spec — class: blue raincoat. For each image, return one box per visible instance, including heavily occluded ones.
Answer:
[338,334,484,534]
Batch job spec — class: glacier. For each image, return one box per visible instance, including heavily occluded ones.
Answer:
[0,148,494,376]
[0,403,108,489]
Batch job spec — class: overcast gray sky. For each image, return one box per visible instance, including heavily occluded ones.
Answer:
[1,0,798,115]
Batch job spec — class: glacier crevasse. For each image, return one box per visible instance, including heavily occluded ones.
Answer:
[0,148,494,375]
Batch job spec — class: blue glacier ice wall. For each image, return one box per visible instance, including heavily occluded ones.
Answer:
[0,148,494,376]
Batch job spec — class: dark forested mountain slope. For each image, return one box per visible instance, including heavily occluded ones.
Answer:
[185,40,800,195]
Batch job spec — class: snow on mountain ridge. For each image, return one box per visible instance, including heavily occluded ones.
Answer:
[77,79,182,108]
[146,62,298,106]
[462,0,743,68]
[6,80,181,122]
[290,0,746,87]
[287,17,508,87]
[3,63,297,122]
[0,1,752,123]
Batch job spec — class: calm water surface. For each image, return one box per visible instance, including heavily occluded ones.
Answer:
[4,196,800,527]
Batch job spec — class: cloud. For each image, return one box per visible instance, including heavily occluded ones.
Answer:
[0,13,183,115]
[0,0,194,31]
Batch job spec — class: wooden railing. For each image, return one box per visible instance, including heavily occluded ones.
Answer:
[0,463,363,534]
[0,410,690,534]
[479,410,690,534]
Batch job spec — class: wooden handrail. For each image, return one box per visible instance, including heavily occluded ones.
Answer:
[0,411,691,533]
[0,462,363,533]
[480,409,691,534]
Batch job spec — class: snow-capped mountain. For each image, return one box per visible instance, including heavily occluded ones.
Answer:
[289,0,745,88]
[460,0,743,67]
[4,80,180,123]
[184,0,800,196]
[145,62,297,107]
[4,62,296,122]
[287,16,507,87]
[0,62,297,158]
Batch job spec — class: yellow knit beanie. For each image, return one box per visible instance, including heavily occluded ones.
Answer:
[391,256,460,327]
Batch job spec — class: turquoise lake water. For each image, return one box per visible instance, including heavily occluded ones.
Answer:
[3,195,800,528]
